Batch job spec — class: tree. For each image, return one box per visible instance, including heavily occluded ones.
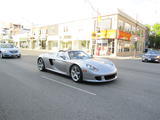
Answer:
[152,24,160,36]
[146,23,160,49]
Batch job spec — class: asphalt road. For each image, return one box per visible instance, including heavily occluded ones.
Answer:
[0,53,160,120]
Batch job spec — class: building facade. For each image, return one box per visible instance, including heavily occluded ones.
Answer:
[0,22,30,46]
[92,10,146,56]
[27,10,147,57]
[30,19,94,54]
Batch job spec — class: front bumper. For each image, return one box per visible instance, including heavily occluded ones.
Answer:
[3,52,21,57]
[147,58,160,62]
[83,71,118,82]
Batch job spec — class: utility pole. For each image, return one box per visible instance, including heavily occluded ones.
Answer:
[134,14,138,58]
[84,0,101,55]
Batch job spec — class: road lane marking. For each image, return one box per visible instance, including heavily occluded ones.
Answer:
[41,76,96,96]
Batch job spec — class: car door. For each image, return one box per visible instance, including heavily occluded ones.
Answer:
[44,53,56,70]
[54,52,68,74]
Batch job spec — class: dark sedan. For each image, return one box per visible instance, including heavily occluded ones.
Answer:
[142,50,160,63]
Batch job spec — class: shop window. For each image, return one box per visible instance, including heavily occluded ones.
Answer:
[52,41,58,47]
[81,40,90,49]
[124,47,130,52]
[60,41,72,50]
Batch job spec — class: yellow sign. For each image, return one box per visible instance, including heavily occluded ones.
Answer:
[92,30,116,39]
[106,30,116,38]
[97,16,102,22]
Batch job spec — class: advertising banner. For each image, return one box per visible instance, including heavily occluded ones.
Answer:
[117,30,132,40]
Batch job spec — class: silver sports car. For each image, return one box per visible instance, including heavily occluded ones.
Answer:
[37,50,117,82]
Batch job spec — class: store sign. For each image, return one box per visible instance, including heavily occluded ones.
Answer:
[92,32,96,39]
[96,40,107,44]
[117,30,132,40]
[91,30,116,39]
[106,30,116,39]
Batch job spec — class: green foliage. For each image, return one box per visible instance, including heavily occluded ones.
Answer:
[146,23,160,49]
[145,24,151,31]
[152,24,160,36]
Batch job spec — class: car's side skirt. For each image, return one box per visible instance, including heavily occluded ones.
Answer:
[45,67,69,76]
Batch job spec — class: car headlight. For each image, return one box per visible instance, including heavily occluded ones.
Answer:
[156,56,160,59]
[2,50,8,53]
[86,64,98,72]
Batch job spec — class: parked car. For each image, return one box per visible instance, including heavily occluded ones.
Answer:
[0,43,21,58]
[37,50,117,82]
[142,50,160,63]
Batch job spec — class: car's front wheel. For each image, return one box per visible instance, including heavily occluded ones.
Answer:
[37,58,45,71]
[0,53,4,59]
[70,65,83,82]
[17,54,21,58]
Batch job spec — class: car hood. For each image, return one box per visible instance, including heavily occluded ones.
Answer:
[70,58,117,74]
[146,54,160,57]
[1,48,19,51]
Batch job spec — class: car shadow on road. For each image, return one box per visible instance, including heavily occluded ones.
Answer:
[1,57,20,60]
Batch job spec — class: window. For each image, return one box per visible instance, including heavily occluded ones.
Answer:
[48,25,58,35]
[98,18,112,31]
[81,40,90,49]
[131,26,136,34]
[41,29,46,34]
[124,47,130,52]
[136,28,141,36]
[64,26,68,32]
[118,20,124,30]
[57,52,69,60]
[52,41,58,47]
[68,51,91,60]
[124,23,131,33]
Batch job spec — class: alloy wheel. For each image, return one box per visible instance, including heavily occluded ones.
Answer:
[71,65,82,82]
[37,58,45,71]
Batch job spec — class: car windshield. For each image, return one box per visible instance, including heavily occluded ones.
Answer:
[0,44,15,48]
[68,51,91,60]
[147,50,160,54]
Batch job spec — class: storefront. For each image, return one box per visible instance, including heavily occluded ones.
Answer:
[92,30,117,56]
[91,28,144,57]
[60,40,72,50]
[95,39,114,56]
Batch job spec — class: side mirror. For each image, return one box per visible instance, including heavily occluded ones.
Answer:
[90,54,93,58]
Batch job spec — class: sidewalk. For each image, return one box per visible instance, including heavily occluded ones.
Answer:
[20,48,142,60]
[20,48,53,56]
[95,55,141,60]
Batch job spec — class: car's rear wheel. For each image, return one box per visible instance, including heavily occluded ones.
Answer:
[37,58,45,71]
[70,65,83,82]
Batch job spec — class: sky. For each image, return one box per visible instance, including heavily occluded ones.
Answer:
[0,0,159,27]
